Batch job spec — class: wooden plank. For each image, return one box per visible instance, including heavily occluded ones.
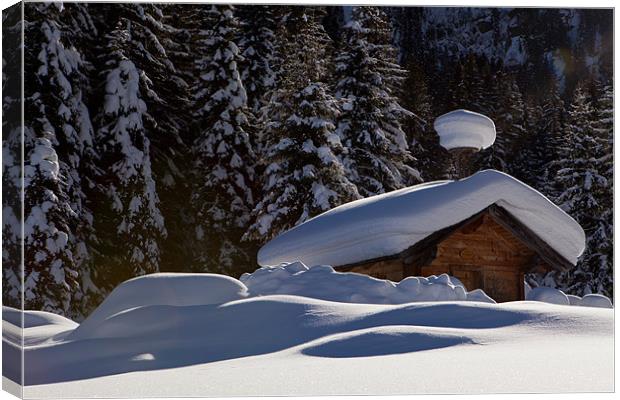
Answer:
[460,215,485,234]
[431,260,523,272]
[344,258,405,281]
[485,224,523,252]
[399,209,490,263]
[488,205,573,272]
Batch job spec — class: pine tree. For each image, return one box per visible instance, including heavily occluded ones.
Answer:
[584,82,613,296]
[551,84,612,297]
[535,77,566,194]
[236,5,278,115]
[400,60,449,181]
[190,5,257,275]
[22,135,79,315]
[143,4,195,275]
[244,6,359,242]
[510,95,544,187]
[20,3,98,318]
[477,72,526,173]
[2,4,24,311]
[89,3,194,275]
[447,54,492,114]
[91,17,167,293]
[334,6,420,197]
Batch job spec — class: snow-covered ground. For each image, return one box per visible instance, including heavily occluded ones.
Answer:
[3,269,613,397]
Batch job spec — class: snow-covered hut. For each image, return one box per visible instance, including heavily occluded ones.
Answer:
[258,170,585,302]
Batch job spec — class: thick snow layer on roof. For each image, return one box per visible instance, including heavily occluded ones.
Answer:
[434,109,496,150]
[258,170,585,268]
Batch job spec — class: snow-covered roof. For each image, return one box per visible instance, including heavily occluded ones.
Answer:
[434,109,496,151]
[258,170,585,268]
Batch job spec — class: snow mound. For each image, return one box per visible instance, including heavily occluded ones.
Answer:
[566,294,582,306]
[3,307,78,347]
[581,294,613,309]
[6,295,613,390]
[526,287,570,305]
[5,298,548,386]
[75,273,248,337]
[258,170,585,267]
[241,261,491,304]
[300,326,476,358]
[526,287,612,309]
[434,109,496,151]
[466,289,496,304]
[2,306,77,329]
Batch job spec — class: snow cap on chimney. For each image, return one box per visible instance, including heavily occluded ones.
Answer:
[434,109,496,152]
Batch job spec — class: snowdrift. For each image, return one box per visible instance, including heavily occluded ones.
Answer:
[525,287,613,308]
[525,288,613,308]
[241,262,495,304]
[73,273,248,339]
[69,268,496,342]
[526,286,570,305]
[6,297,524,385]
[258,170,585,268]
[2,306,77,329]
[2,271,613,395]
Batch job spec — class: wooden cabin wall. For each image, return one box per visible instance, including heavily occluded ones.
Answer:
[344,259,405,281]
[420,215,535,301]
[337,214,550,302]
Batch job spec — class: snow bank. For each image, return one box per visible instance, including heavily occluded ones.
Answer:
[3,270,613,392]
[466,289,496,303]
[70,265,495,340]
[526,287,612,309]
[241,262,495,305]
[2,306,77,329]
[258,170,585,268]
[524,281,532,298]
[2,306,78,347]
[300,326,476,358]
[242,263,608,309]
[566,294,582,306]
[74,273,248,338]
[434,109,496,151]
[5,292,613,391]
[581,294,613,308]
[526,287,570,305]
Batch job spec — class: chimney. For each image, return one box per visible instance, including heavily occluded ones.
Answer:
[433,109,496,179]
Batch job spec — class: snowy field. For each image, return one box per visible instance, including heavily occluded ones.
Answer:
[3,267,614,397]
